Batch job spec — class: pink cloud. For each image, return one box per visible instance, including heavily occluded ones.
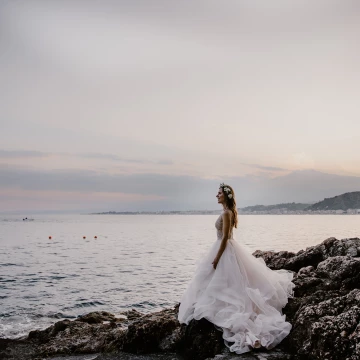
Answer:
[0,188,165,212]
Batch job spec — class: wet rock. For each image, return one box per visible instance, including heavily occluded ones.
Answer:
[76,311,116,325]
[120,309,143,322]
[94,352,182,360]
[286,289,360,360]
[252,250,296,271]
[253,237,360,272]
[0,338,37,360]
[119,308,180,354]
[27,312,130,357]
[315,256,360,290]
[34,321,120,356]
[272,240,360,360]
[178,318,224,360]
[28,319,72,343]
[204,347,293,359]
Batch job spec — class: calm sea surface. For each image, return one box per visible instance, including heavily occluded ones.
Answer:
[1,214,360,339]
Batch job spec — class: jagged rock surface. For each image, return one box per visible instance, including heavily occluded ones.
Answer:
[252,236,360,272]
[178,318,224,359]
[117,308,181,354]
[27,311,129,357]
[256,237,360,360]
[1,237,359,360]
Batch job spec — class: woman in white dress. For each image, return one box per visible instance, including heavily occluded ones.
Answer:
[178,183,295,354]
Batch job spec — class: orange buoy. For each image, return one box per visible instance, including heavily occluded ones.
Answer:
[49,236,52,239]
[94,236,97,239]
[83,236,86,239]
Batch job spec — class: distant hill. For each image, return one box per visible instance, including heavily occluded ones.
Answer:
[306,191,360,211]
[236,169,360,206]
[240,202,311,212]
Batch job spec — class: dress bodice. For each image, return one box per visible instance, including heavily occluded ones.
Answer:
[215,213,233,240]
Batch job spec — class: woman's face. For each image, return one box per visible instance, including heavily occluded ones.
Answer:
[216,188,225,204]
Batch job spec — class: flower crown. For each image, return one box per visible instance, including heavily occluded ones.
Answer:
[220,183,233,199]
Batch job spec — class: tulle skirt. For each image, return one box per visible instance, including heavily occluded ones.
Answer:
[178,238,295,354]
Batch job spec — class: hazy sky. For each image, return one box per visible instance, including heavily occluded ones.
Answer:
[1,0,360,212]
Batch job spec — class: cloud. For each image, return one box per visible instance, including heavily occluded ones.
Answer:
[79,153,148,164]
[0,166,215,197]
[1,0,359,178]
[291,152,315,169]
[241,163,288,172]
[0,150,48,158]
[156,160,173,165]
[0,166,221,211]
[1,166,360,212]
[79,153,173,165]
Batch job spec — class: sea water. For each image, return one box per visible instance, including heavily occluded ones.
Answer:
[1,214,359,339]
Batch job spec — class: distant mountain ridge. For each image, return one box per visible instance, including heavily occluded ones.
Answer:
[240,202,310,212]
[239,191,360,213]
[306,191,360,211]
[238,169,360,207]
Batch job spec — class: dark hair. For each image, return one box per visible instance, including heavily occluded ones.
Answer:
[220,183,238,228]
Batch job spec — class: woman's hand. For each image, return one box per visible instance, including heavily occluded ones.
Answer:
[212,257,219,269]
[212,211,232,270]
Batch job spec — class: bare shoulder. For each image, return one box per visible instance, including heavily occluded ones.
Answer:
[222,209,233,221]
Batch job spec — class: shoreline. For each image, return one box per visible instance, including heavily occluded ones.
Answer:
[1,237,359,360]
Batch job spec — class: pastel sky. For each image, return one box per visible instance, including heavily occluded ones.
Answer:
[1,0,360,212]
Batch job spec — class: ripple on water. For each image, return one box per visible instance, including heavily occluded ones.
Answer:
[0,263,19,267]
[45,312,76,319]
[129,301,158,309]
[49,276,67,280]
[61,300,106,311]
[102,287,126,293]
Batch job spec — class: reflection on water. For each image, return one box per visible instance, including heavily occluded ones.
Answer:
[1,214,359,338]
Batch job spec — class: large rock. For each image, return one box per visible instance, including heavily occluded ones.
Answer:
[28,318,122,356]
[267,238,360,360]
[0,338,37,360]
[117,308,181,354]
[178,318,224,359]
[26,310,142,357]
[75,311,116,325]
[286,289,360,359]
[253,237,360,272]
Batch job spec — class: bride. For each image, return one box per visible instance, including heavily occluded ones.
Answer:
[178,183,295,354]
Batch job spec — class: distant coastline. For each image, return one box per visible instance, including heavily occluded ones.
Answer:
[92,209,360,215]
[238,209,360,215]
[91,210,222,215]
[93,191,360,216]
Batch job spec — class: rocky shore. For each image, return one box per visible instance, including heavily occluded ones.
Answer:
[1,237,359,360]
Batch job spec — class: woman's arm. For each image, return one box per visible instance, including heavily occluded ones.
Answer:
[212,210,232,269]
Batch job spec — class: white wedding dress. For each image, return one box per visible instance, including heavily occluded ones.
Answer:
[178,213,295,354]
